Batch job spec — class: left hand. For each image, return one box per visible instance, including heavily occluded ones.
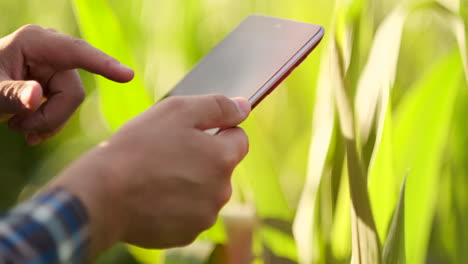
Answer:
[49,95,251,258]
[0,24,135,145]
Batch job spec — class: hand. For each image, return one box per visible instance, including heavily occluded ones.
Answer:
[48,95,251,259]
[0,24,134,145]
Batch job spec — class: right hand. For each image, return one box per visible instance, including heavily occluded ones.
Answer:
[0,24,134,145]
[49,94,251,259]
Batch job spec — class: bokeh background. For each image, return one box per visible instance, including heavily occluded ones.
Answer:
[0,0,467,263]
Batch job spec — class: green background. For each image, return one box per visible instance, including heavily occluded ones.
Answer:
[0,0,467,263]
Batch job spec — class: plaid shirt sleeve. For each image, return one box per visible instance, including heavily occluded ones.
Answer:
[0,188,89,264]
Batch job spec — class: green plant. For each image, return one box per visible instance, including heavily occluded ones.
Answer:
[0,0,464,263]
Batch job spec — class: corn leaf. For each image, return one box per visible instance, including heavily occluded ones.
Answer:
[382,176,407,264]
[436,0,460,12]
[260,226,298,261]
[419,1,468,84]
[333,31,382,263]
[235,116,293,221]
[392,50,462,263]
[367,103,394,242]
[127,246,163,264]
[293,41,336,264]
[355,9,407,242]
[231,117,293,264]
[328,37,381,264]
[347,139,381,264]
[439,4,468,84]
[330,159,352,261]
[198,217,227,244]
[72,0,152,130]
[355,7,407,144]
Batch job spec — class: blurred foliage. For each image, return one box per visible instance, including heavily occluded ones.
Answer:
[0,0,467,263]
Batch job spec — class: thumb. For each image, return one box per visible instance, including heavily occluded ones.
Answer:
[0,80,43,114]
[187,95,251,130]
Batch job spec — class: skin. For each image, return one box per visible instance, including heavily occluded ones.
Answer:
[0,25,251,261]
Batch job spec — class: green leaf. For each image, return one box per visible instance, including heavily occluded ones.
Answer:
[333,28,382,264]
[293,40,337,264]
[330,160,352,261]
[164,243,214,264]
[198,217,227,244]
[72,0,152,130]
[414,1,468,84]
[354,9,406,242]
[367,103,395,242]
[127,245,163,264]
[392,50,462,263]
[260,226,298,261]
[382,176,407,264]
[436,0,460,13]
[451,16,468,84]
[355,7,407,144]
[347,139,381,264]
[234,117,293,220]
[362,8,408,243]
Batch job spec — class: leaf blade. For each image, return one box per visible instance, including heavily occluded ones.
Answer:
[393,50,462,263]
[354,7,407,144]
[293,40,336,264]
[72,0,152,130]
[382,176,407,264]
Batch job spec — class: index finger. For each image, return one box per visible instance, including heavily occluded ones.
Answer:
[17,25,134,83]
[215,127,250,170]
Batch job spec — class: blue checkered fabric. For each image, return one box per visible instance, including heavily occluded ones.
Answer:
[0,188,89,264]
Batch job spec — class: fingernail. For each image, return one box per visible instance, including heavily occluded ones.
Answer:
[26,133,42,146]
[232,98,251,116]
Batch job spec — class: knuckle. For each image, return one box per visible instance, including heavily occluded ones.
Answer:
[238,128,250,153]
[14,24,43,39]
[70,37,90,49]
[102,57,118,68]
[198,212,218,231]
[19,24,43,33]
[211,151,229,174]
[217,184,232,208]
[71,88,86,105]
[210,94,230,123]
[215,129,249,174]
[9,25,46,49]
[220,152,238,172]
[211,149,236,176]
[44,27,57,33]
[163,96,189,114]
[211,94,229,104]
[178,232,199,247]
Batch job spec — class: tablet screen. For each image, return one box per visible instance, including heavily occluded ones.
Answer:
[169,15,324,106]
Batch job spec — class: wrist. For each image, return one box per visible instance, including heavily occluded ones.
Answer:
[47,142,128,260]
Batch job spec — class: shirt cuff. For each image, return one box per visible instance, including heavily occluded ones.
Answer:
[0,188,89,264]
